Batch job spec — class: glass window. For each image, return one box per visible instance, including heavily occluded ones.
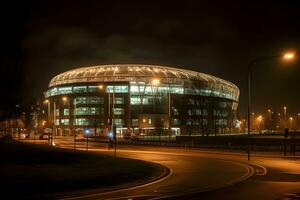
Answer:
[216,119,227,126]
[73,86,87,93]
[107,85,128,93]
[113,108,124,115]
[58,87,72,95]
[88,86,97,92]
[50,87,58,96]
[63,108,69,115]
[130,96,141,104]
[132,119,138,126]
[172,119,180,125]
[61,119,69,125]
[74,118,89,126]
[55,119,59,125]
[74,107,102,115]
[74,118,103,126]
[74,96,103,104]
[114,97,124,104]
[55,109,60,116]
[113,118,124,126]
[130,85,145,94]
[170,86,184,94]
[173,108,179,115]
[188,108,207,116]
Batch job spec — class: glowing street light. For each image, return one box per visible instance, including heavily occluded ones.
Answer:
[283,106,287,121]
[43,99,52,145]
[98,84,104,90]
[283,52,296,60]
[247,50,297,161]
[62,96,68,102]
[257,115,263,122]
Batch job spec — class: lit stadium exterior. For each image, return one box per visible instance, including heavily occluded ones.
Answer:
[44,64,239,139]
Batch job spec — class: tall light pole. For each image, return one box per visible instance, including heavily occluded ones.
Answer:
[73,98,77,149]
[107,86,116,156]
[98,84,104,137]
[289,117,293,130]
[247,51,296,161]
[44,99,51,145]
[151,78,171,141]
[62,96,71,148]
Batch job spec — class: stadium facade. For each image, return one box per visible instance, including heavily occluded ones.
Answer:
[43,64,240,138]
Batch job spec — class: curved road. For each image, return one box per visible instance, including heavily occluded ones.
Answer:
[28,138,300,199]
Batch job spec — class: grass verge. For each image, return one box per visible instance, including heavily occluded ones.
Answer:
[0,141,165,199]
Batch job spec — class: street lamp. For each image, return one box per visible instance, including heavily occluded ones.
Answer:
[152,78,172,142]
[62,96,73,148]
[85,128,90,151]
[257,115,263,133]
[106,85,116,157]
[247,51,296,161]
[43,99,51,145]
[289,117,293,130]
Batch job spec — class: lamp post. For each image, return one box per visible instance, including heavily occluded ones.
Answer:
[62,96,71,147]
[152,78,171,141]
[289,117,293,130]
[107,86,116,157]
[44,99,51,145]
[73,98,77,149]
[85,128,90,151]
[247,52,296,161]
[283,106,287,129]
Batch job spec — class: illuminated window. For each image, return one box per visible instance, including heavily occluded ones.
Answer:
[107,85,128,93]
[130,96,162,105]
[74,96,103,104]
[55,119,59,125]
[74,107,102,115]
[88,86,97,92]
[73,86,87,93]
[74,118,103,126]
[173,108,179,115]
[132,119,138,126]
[113,108,124,115]
[61,119,69,125]
[216,119,227,126]
[50,87,58,96]
[58,87,72,95]
[74,118,89,126]
[114,97,124,104]
[130,96,142,104]
[55,109,60,116]
[113,118,124,126]
[63,108,69,115]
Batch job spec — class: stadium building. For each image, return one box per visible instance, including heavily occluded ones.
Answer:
[43,64,239,139]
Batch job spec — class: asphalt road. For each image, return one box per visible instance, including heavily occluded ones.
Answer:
[25,137,300,199]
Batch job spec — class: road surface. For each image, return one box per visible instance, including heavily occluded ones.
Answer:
[25,137,300,199]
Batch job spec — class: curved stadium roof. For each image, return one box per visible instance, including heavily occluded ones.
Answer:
[49,64,239,101]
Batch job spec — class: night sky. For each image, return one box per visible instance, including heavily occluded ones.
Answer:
[1,0,300,119]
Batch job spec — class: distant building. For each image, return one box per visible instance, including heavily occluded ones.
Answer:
[43,64,239,138]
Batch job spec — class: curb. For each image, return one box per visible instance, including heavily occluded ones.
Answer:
[57,162,171,200]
